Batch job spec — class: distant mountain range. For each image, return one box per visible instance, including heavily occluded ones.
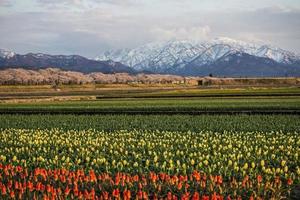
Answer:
[0,50,134,74]
[1,37,300,76]
[96,38,300,77]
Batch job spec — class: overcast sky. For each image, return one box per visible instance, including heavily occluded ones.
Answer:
[0,0,300,57]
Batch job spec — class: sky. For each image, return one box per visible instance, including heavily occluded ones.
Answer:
[0,0,300,58]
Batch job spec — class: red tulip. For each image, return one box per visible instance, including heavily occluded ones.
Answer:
[167,192,172,200]
[112,189,120,198]
[257,175,263,183]
[192,192,200,200]
[137,190,143,199]
[102,191,109,200]
[1,185,7,195]
[287,178,293,186]
[64,186,71,196]
[10,191,15,198]
[182,192,190,200]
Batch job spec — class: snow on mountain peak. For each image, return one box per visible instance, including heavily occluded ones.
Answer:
[212,37,253,45]
[96,38,299,72]
[0,49,16,59]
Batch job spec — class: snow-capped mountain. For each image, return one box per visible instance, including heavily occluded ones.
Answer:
[1,38,299,77]
[96,40,206,71]
[0,49,16,59]
[96,38,300,76]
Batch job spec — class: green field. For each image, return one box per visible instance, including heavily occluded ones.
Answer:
[1,87,299,114]
[0,97,299,114]
[1,85,300,98]
[0,114,299,132]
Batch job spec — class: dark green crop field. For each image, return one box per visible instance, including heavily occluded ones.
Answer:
[0,97,300,114]
[0,114,299,132]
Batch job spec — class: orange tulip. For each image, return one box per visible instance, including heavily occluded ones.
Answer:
[193,170,201,181]
[217,176,223,184]
[177,182,183,190]
[123,189,131,200]
[90,170,97,182]
[43,194,49,200]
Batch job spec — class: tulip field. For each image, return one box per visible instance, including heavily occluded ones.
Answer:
[0,128,299,199]
[0,88,300,199]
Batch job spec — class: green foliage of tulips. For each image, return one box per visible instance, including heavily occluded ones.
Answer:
[0,97,299,113]
[0,114,299,132]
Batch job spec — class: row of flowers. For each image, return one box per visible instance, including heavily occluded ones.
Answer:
[0,129,299,199]
[0,164,294,199]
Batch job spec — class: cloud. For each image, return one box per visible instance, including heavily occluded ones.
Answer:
[0,0,14,7]
[0,0,299,56]
[151,26,211,41]
[37,0,137,9]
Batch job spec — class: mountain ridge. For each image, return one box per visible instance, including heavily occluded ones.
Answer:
[1,37,300,77]
[0,49,135,74]
[96,38,300,76]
